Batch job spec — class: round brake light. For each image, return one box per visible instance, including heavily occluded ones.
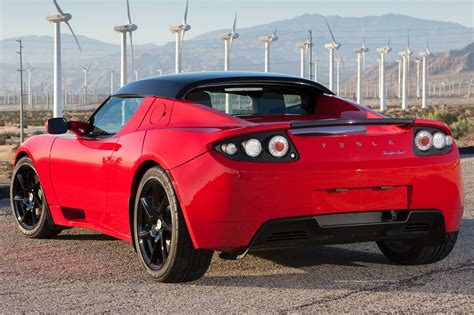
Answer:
[243,139,262,157]
[432,132,446,149]
[268,135,289,157]
[415,130,433,151]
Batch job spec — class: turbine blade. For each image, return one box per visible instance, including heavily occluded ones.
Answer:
[325,18,337,43]
[183,0,189,25]
[362,24,366,47]
[53,0,65,15]
[129,31,135,72]
[273,27,278,36]
[426,38,430,51]
[65,20,82,51]
[387,36,391,48]
[336,49,345,70]
[126,0,132,24]
[232,11,237,34]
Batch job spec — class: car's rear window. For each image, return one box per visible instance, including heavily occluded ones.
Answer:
[185,85,314,115]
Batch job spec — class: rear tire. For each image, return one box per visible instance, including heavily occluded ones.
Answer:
[10,157,61,238]
[376,232,458,265]
[133,166,213,282]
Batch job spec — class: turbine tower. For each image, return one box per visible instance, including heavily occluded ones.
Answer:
[354,30,369,104]
[170,0,191,73]
[314,53,320,82]
[25,63,35,108]
[399,39,412,110]
[415,58,421,98]
[296,41,309,78]
[46,0,82,117]
[110,65,115,95]
[324,18,342,92]
[114,0,137,87]
[335,53,345,96]
[376,38,391,112]
[419,41,432,109]
[219,12,239,71]
[259,28,279,72]
[81,65,91,105]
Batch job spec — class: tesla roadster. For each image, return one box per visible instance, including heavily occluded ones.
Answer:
[11,72,463,282]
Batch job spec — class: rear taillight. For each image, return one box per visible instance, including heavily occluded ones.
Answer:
[414,128,453,156]
[268,135,289,157]
[215,132,298,162]
[414,130,433,151]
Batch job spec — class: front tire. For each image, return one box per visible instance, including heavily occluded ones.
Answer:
[377,232,458,265]
[133,166,213,282]
[10,157,61,238]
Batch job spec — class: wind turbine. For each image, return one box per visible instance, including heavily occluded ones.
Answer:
[419,40,432,109]
[114,0,137,87]
[399,37,412,110]
[296,41,309,78]
[25,62,35,108]
[219,12,239,71]
[324,18,342,93]
[81,64,91,105]
[46,0,82,117]
[376,37,391,111]
[110,65,115,95]
[170,0,191,73]
[259,28,279,72]
[354,29,369,104]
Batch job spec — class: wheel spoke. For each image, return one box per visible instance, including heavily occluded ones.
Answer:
[16,173,27,193]
[138,228,152,240]
[13,194,24,202]
[150,234,162,264]
[160,231,168,262]
[156,199,168,215]
[31,210,36,225]
[161,219,172,232]
[140,197,157,220]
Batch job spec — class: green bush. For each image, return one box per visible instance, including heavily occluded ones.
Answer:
[415,107,473,139]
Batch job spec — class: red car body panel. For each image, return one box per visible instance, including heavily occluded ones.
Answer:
[13,72,464,252]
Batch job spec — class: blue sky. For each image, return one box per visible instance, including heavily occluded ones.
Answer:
[1,0,473,44]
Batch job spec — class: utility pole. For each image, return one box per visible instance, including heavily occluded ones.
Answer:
[308,30,314,81]
[16,40,25,144]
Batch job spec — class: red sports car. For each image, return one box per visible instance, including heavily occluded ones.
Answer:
[11,72,464,282]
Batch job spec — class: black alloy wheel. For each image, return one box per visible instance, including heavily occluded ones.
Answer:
[11,157,61,238]
[137,178,174,270]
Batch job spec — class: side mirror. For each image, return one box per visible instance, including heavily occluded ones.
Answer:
[46,118,69,134]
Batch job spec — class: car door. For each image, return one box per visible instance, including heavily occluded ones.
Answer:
[49,96,144,225]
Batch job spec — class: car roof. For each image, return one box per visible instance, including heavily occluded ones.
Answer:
[113,71,334,99]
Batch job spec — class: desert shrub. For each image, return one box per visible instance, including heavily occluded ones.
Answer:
[415,107,473,139]
[450,117,473,139]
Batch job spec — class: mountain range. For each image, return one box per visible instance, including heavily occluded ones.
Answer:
[0,13,472,94]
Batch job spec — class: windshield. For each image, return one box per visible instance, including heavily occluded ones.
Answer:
[185,85,315,116]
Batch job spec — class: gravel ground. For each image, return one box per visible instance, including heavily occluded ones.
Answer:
[0,157,473,313]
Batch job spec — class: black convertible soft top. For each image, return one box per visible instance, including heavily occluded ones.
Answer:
[114,71,334,99]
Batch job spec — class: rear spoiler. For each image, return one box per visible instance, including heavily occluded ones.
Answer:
[290,118,414,129]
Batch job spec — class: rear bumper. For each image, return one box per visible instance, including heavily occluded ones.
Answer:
[170,149,464,252]
[249,210,446,251]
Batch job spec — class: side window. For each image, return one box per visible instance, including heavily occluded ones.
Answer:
[88,97,144,136]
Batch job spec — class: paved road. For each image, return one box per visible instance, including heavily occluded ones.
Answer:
[1,157,473,313]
